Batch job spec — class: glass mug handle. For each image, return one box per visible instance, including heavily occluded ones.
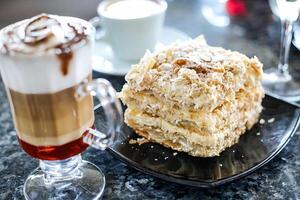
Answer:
[76,78,123,150]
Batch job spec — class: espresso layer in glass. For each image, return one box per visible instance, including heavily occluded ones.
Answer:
[6,76,94,159]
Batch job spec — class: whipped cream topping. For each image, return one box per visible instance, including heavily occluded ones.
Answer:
[0,14,94,94]
[0,14,93,56]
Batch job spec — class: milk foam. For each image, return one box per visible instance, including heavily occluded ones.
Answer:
[0,14,93,55]
[0,44,92,94]
[103,0,163,19]
[0,14,94,94]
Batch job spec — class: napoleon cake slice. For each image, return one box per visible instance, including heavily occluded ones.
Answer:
[119,36,264,157]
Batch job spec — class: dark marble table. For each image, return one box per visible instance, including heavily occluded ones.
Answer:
[1,0,300,199]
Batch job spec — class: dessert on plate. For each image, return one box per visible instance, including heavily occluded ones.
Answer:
[119,36,264,157]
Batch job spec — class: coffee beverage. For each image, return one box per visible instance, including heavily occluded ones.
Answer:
[0,14,95,160]
[96,0,167,60]
[103,0,163,19]
[0,14,124,199]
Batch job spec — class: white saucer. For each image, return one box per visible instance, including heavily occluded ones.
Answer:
[92,27,191,76]
[293,23,300,50]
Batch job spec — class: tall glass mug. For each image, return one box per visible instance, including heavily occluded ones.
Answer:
[0,14,123,199]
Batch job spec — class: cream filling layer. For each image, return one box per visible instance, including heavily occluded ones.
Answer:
[125,109,224,146]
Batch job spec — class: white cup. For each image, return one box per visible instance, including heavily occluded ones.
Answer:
[90,0,167,61]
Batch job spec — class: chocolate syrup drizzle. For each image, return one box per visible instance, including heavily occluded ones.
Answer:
[54,23,87,75]
[1,14,89,76]
[23,15,60,46]
[57,51,73,76]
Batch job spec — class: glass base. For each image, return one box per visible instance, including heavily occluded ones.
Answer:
[263,68,300,101]
[23,155,105,200]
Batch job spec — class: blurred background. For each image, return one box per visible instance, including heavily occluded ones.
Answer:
[0,0,100,26]
[0,0,298,73]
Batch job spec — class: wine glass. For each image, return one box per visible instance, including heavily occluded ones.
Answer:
[263,0,300,101]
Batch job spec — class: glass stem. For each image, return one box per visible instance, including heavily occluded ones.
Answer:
[39,154,82,184]
[278,19,294,77]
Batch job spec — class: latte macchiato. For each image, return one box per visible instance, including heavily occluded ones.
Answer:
[0,14,123,199]
[0,14,95,160]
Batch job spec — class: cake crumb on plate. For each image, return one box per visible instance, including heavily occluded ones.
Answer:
[129,137,149,145]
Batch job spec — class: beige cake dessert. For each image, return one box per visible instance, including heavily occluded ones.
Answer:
[119,37,264,157]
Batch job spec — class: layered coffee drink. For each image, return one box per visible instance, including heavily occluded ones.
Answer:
[0,14,95,160]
